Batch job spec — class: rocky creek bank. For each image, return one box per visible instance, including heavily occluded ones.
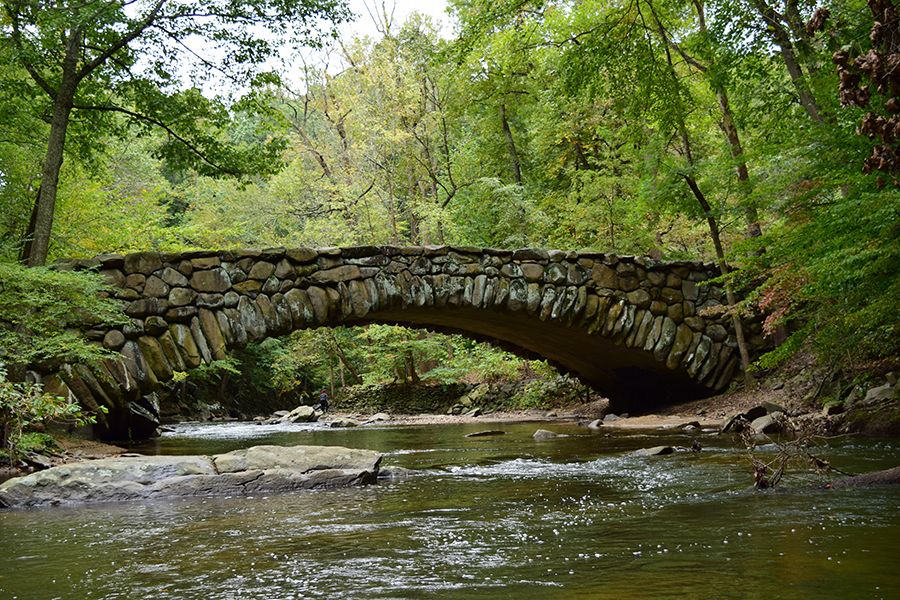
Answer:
[0,445,381,509]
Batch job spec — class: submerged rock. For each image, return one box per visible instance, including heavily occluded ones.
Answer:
[633,446,675,456]
[465,430,506,437]
[0,445,381,509]
[533,429,568,441]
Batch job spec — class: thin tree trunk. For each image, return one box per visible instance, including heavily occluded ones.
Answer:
[681,173,754,387]
[331,336,363,385]
[329,350,335,402]
[750,1,824,124]
[715,87,762,241]
[500,103,522,185]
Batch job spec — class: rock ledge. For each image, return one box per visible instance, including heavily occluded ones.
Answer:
[0,444,381,509]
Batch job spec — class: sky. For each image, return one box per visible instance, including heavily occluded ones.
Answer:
[341,0,452,38]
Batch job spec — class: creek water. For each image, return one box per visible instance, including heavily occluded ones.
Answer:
[1,419,898,600]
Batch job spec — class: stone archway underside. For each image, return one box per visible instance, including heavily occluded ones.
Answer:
[43,246,763,439]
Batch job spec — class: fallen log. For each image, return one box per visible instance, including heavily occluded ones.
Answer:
[828,466,900,488]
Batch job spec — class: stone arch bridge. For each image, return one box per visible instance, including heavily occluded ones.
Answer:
[45,246,764,439]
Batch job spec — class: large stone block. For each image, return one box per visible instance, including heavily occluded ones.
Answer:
[284,288,315,328]
[158,330,187,373]
[237,295,267,342]
[248,261,277,281]
[124,252,162,275]
[223,308,249,348]
[627,310,653,348]
[601,300,625,337]
[306,286,331,325]
[506,279,527,313]
[125,298,166,318]
[137,335,174,382]
[525,283,542,316]
[538,285,557,321]
[199,309,228,360]
[120,340,160,392]
[191,256,221,270]
[521,263,545,283]
[286,247,318,263]
[160,267,189,288]
[652,317,677,361]
[611,304,636,344]
[666,325,695,370]
[591,263,619,289]
[686,335,712,378]
[190,316,213,364]
[169,287,197,307]
[348,279,371,318]
[311,265,362,283]
[190,268,232,293]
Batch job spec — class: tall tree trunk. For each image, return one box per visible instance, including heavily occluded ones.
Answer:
[28,85,75,267]
[500,103,522,185]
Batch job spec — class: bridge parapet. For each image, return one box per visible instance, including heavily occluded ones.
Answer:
[45,246,761,439]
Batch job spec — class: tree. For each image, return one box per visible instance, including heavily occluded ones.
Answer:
[1,0,351,267]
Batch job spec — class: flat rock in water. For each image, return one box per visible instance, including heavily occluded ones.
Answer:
[0,445,381,509]
[633,446,675,456]
[330,417,360,428]
[465,430,506,438]
[533,429,568,441]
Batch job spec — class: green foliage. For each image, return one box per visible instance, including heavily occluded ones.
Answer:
[0,262,127,367]
[0,366,97,464]
[17,432,61,454]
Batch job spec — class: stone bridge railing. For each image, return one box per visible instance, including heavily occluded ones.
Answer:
[45,246,764,439]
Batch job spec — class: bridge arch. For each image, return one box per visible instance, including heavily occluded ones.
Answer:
[45,245,758,438]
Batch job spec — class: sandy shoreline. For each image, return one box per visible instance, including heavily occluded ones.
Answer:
[323,409,721,430]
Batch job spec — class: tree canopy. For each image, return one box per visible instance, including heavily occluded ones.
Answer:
[1,0,898,393]
[1,0,351,266]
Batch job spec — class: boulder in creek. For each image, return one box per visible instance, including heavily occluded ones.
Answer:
[330,417,360,428]
[0,445,381,509]
[750,414,780,435]
[278,405,318,423]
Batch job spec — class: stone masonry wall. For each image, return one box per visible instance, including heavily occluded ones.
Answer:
[43,246,764,439]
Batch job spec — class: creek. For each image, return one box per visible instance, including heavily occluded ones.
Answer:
[1,419,898,599]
